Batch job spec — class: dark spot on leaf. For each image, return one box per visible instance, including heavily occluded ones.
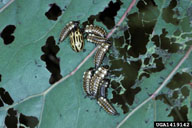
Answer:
[156,94,172,106]
[181,86,190,98]
[139,73,150,80]
[0,99,3,107]
[34,60,42,67]
[144,57,165,74]
[162,0,180,25]
[166,72,192,90]
[152,29,180,53]
[45,3,62,21]
[19,113,39,127]
[5,108,39,128]
[0,25,16,45]
[41,36,62,84]
[172,91,178,99]
[144,58,150,65]
[145,119,149,124]
[0,87,14,106]
[168,105,188,121]
[111,81,120,89]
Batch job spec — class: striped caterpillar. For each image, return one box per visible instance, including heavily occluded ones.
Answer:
[84,24,107,37]
[83,68,94,96]
[97,97,118,115]
[59,21,79,42]
[87,34,108,45]
[90,66,109,97]
[94,42,111,68]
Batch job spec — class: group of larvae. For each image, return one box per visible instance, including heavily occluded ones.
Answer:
[59,21,118,115]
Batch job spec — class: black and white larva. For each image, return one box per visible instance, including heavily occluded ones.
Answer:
[97,97,118,115]
[59,21,79,42]
[84,24,107,37]
[69,27,84,52]
[90,66,109,97]
[83,68,94,96]
[94,42,111,68]
[87,34,108,45]
[98,79,109,98]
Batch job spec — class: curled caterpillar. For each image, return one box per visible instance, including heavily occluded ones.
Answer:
[83,68,94,96]
[90,66,109,97]
[59,21,79,42]
[69,27,84,52]
[84,25,106,37]
[87,34,108,45]
[97,97,118,115]
[94,42,111,68]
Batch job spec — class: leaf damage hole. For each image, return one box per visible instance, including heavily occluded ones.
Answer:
[97,0,122,29]
[82,0,122,29]
[41,36,62,84]
[109,58,142,113]
[127,0,159,57]
[152,29,180,53]
[45,3,62,21]
[168,105,188,121]
[0,87,14,107]
[0,25,16,45]
[166,72,192,90]
[162,0,180,25]
[5,108,39,128]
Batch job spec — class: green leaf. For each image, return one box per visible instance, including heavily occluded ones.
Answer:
[0,0,192,128]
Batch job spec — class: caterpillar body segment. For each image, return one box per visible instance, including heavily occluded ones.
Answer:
[87,34,108,45]
[94,43,111,68]
[84,24,107,37]
[98,79,109,98]
[59,21,79,42]
[83,68,94,96]
[90,66,109,97]
[97,97,118,115]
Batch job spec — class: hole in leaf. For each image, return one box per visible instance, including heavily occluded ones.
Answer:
[5,108,18,128]
[110,59,142,113]
[41,36,62,84]
[181,86,190,98]
[97,0,122,29]
[162,0,180,25]
[166,72,192,90]
[0,87,14,106]
[82,0,122,29]
[45,3,62,21]
[152,29,180,53]
[19,113,39,128]
[168,105,188,121]
[5,108,39,128]
[0,25,16,45]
